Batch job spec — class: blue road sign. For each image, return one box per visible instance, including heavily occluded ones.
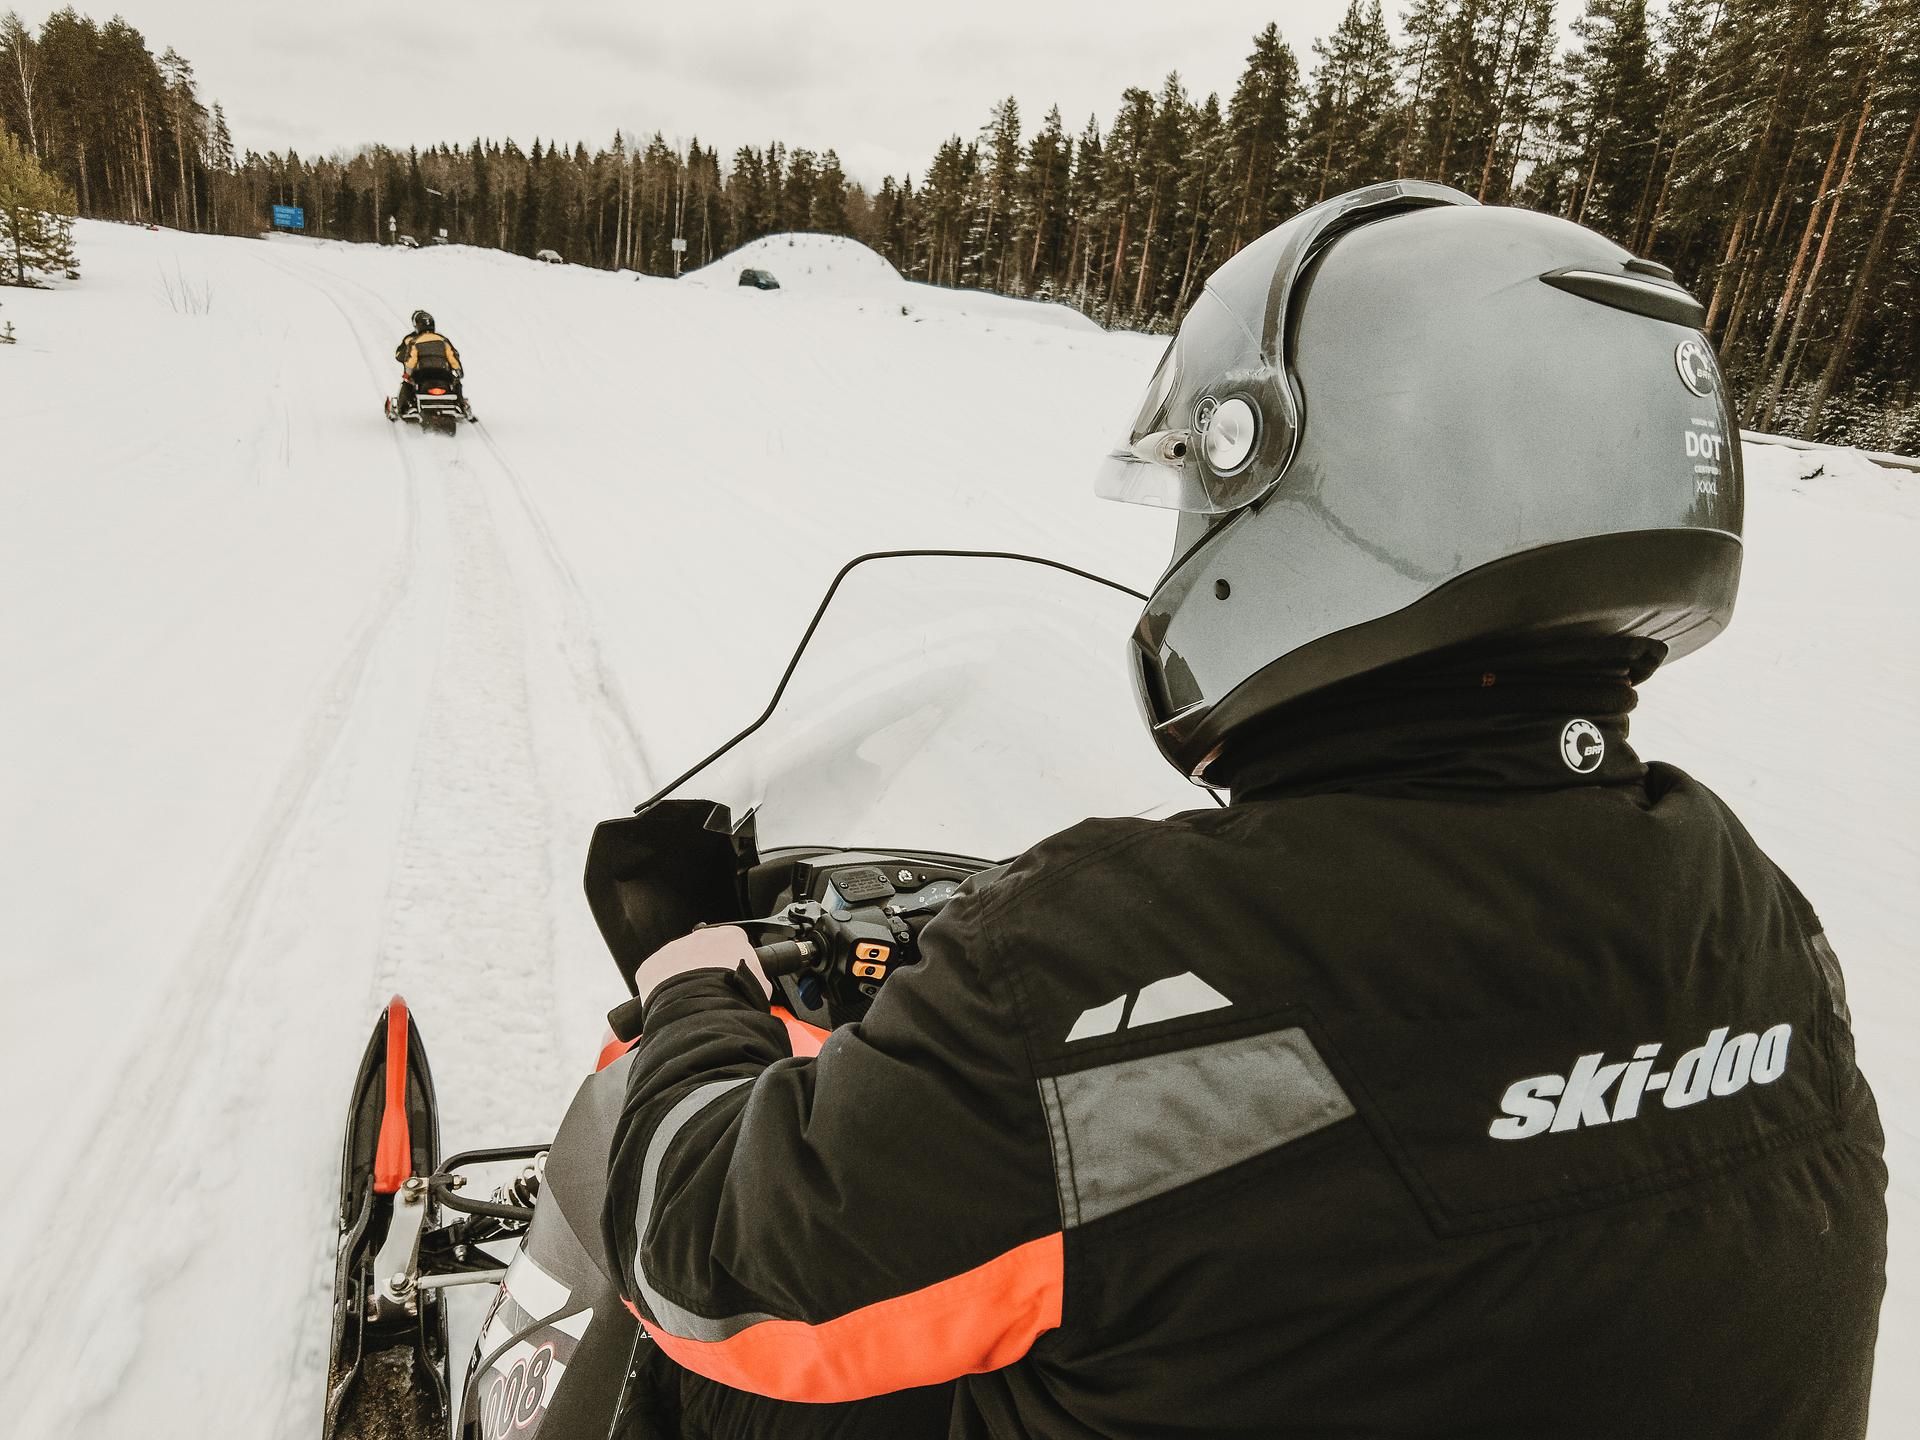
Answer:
[271,205,305,230]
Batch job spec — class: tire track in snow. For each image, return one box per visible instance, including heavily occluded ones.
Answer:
[356,442,570,1137]
[246,254,581,1089]
[472,425,659,797]
[292,256,658,800]
[249,250,610,1432]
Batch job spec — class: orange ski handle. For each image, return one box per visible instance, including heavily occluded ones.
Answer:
[372,996,414,1195]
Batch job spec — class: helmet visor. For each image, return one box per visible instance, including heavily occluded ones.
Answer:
[1092,288,1278,514]
[1095,179,1480,516]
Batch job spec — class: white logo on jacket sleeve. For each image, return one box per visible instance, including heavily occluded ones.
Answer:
[1066,972,1231,1042]
[1489,1022,1792,1140]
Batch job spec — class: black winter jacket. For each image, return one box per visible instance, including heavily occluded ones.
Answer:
[603,689,1887,1438]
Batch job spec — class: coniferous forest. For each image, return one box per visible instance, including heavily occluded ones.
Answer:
[3,3,1917,448]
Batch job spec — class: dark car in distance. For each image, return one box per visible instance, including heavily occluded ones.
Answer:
[738,267,781,290]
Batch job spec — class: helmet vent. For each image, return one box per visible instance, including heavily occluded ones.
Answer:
[1540,267,1705,328]
[1625,257,1677,281]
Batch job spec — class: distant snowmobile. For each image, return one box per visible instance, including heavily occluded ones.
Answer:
[385,310,476,435]
[383,369,475,435]
[320,551,1199,1439]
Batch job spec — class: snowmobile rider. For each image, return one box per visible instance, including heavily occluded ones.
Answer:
[393,309,463,417]
[603,182,1888,1438]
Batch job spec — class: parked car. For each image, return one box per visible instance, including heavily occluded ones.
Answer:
[397,234,420,249]
[738,267,781,290]
[536,249,565,264]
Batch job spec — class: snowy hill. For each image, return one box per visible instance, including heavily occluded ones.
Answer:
[687,228,1103,334]
[684,229,905,290]
[0,221,1914,1438]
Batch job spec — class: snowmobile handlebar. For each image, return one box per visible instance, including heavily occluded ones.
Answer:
[610,871,994,1044]
[753,938,819,976]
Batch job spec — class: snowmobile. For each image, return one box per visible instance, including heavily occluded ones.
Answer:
[384,365,476,435]
[322,550,1204,1439]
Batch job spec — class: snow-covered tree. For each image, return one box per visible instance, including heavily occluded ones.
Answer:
[0,126,76,284]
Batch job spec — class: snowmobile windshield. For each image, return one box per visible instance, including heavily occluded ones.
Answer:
[644,551,1210,859]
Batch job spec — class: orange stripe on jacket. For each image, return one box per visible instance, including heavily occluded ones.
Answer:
[602,1009,826,1073]
[628,1231,1063,1402]
[770,1005,829,1058]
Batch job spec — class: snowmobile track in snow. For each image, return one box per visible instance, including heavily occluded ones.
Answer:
[0,300,428,1440]
[271,252,656,798]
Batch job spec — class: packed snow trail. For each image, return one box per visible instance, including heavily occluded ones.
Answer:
[0,224,1914,1437]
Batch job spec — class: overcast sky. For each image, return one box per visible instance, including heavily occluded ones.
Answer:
[13,1,1435,187]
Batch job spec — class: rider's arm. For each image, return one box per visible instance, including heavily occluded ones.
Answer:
[446,339,462,372]
[394,338,409,364]
[602,885,1063,1403]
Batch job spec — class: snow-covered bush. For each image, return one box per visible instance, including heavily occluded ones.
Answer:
[0,129,79,287]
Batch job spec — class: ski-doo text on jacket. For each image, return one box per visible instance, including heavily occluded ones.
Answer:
[603,685,1887,1439]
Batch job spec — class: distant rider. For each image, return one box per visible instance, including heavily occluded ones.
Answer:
[392,309,465,418]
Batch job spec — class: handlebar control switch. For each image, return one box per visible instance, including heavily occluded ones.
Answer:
[850,941,894,982]
[839,916,903,994]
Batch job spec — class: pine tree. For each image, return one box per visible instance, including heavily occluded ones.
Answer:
[1010,105,1069,292]
[815,149,851,234]
[516,139,542,255]
[158,47,203,229]
[1804,1,1920,435]
[1304,0,1399,199]
[1067,115,1105,304]
[1221,24,1303,253]
[1556,0,1662,237]
[785,147,819,230]
[1395,0,1455,176]
[1133,73,1194,320]
[1169,92,1226,319]
[976,96,1022,288]
[0,125,77,283]
[920,135,977,285]
[1474,0,1558,202]
[1100,86,1156,321]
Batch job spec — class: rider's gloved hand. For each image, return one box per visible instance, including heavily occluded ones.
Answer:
[633,925,772,1012]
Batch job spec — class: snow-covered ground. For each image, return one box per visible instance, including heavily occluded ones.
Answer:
[1,222,1913,1437]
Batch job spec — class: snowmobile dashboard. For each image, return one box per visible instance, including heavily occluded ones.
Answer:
[782,850,978,915]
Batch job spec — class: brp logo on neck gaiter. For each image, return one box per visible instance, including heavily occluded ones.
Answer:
[1560,719,1605,774]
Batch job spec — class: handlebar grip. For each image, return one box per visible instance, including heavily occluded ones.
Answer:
[754,940,817,977]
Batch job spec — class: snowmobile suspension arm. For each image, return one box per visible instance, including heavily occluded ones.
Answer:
[415,1267,509,1290]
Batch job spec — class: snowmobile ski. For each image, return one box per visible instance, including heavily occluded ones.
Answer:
[325,996,451,1440]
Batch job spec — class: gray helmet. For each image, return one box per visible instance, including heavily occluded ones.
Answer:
[1097,181,1742,783]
